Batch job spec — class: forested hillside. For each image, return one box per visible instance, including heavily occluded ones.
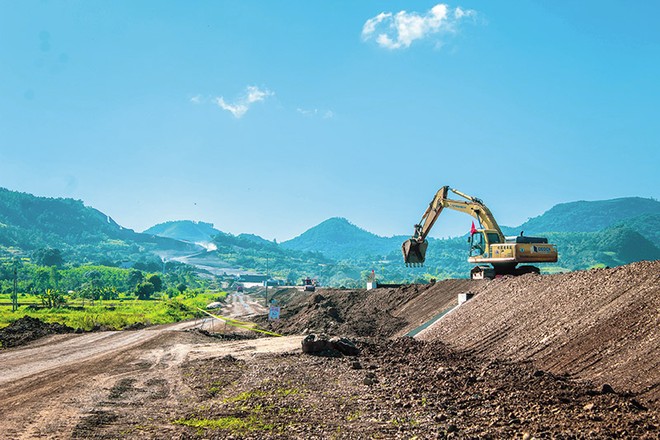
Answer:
[517,197,660,233]
[281,217,404,259]
[0,188,198,266]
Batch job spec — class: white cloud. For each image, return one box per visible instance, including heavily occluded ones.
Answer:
[190,94,203,104]
[362,3,476,50]
[296,108,334,119]
[213,85,273,118]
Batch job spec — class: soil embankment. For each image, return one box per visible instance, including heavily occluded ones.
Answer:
[259,279,483,338]
[418,260,660,407]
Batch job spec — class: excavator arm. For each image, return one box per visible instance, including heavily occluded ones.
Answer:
[402,186,505,266]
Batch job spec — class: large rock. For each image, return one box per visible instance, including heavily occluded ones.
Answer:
[301,333,331,354]
[301,333,360,356]
[329,336,360,356]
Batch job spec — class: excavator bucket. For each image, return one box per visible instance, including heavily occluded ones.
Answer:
[402,239,428,267]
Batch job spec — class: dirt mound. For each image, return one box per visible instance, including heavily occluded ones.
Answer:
[257,279,483,338]
[258,287,409,336]
[0,316,74,348]
[419,260,660,408]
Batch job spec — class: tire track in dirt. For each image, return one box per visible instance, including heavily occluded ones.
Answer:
[0,321,210,439]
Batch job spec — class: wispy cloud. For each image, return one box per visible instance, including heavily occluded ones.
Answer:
[362,3,476,50]
[213,86,274,118]
[297,108,334,119]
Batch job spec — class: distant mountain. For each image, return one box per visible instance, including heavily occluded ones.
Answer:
[515,197,660,234]
[0,187,198,265]
[281,217,403,259]
[144,220,221,243]
[2,187,657,285]
[237,233,276,246]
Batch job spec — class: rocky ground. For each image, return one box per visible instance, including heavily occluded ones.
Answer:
[256,279,483,338]
[169,336,658,439]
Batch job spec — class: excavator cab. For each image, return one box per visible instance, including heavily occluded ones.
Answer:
[468,229,501,257]
[468,231,485,257]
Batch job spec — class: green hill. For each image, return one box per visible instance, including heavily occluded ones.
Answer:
[209,230,348,285]
[281,217,403,259]
[610,213,660,244]
[143,220,221,243]
[0,187,198,265]
[516,197,660,234]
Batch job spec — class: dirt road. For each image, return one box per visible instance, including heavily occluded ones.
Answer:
[0,295,297,440]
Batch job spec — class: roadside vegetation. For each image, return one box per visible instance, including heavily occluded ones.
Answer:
[0,259,226,330]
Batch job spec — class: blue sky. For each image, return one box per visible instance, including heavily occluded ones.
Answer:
[1,1,658,241]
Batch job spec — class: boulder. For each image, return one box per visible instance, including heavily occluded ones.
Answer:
[301,333,360,356]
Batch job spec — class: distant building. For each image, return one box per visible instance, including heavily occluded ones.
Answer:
[265,279,285,287]
[235,274,285,288]
[236,274,269,288]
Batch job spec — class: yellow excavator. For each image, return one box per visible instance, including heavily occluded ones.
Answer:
[402,186,558,279]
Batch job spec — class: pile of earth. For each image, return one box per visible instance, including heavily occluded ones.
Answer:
[257,279,483,338]
[420,260,660,409]
[0,316,74,348]
[167,337,658,439]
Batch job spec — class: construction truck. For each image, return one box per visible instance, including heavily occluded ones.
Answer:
[402,186,558,279]
[302,277,316,292]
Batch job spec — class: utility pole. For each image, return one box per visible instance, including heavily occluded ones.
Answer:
[12,259,18,312]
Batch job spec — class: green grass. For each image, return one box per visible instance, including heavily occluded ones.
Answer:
[0,291,227,331]
[173,416,275,433]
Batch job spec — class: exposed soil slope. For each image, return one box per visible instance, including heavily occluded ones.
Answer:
[258,280,483,338]
[418,260,660,407]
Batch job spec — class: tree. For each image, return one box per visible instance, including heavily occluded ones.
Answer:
[136,282,155,300]
[82,270,103,304]
[100,286,118,301]
[176,283,187,294]
[40,288,66,308]
[33,248,64,267]
[127,269,144,289]
[146,274,163,292]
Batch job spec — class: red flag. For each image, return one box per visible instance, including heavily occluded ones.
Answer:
[470,221,477,235]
